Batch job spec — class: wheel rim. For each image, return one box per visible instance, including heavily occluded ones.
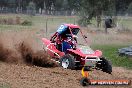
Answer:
[62,58,69,69]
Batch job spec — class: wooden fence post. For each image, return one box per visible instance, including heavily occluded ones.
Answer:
[46,18,48,37]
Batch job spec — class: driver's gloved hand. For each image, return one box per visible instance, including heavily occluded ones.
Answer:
[51,41,54,43]
[50,39,55,43]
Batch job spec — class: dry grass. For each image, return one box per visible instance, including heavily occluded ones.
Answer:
[89,32,132,45]
[76,29,132,46]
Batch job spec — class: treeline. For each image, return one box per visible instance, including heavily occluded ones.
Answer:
[0,0,132,15]
[0,0,79,15]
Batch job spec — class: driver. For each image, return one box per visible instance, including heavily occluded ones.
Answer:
[50,24,78,52]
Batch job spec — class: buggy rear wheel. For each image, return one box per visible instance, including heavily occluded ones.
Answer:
[59,54,75,69]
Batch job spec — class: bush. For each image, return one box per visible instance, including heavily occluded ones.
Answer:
[21,20,32,26]
[127,3,132,15]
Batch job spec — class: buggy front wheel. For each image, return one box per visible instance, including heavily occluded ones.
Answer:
[96,57,112,74]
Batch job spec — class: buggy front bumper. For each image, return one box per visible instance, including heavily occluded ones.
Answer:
[81,56,102,67]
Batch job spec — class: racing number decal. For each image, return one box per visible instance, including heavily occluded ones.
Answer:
[57,25,67,33]
[58,25,65,31]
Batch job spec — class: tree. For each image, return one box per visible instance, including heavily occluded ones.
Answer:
[54,0,63,10]
[67,0,80,11]
[27,1,36,16]
[115,0,132,15]
[127,2,132,15]
[33,0,44,14]
[78,0,115,27]
[0,0,8,7]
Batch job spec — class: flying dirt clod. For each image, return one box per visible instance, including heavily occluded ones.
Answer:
[0,42,12,62]
[0,37,58,67]
[17,41,58,67]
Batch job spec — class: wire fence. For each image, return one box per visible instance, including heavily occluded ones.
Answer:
[0,11,131,35]
[0,14,77,35]
[0,7,76,16]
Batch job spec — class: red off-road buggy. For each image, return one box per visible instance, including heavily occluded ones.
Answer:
[42,24,112,74]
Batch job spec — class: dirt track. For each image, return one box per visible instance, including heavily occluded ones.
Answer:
[0,30,131,88]
[0,62,131,88]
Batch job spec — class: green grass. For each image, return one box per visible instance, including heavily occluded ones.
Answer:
[91,45,132,69]
[0,15,77,31]
[121,19,132,29]
[0,24,33,30]
[0,83,10,88]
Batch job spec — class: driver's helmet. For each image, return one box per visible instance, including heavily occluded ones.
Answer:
[57,24,80,36]
[57,24,68,35]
